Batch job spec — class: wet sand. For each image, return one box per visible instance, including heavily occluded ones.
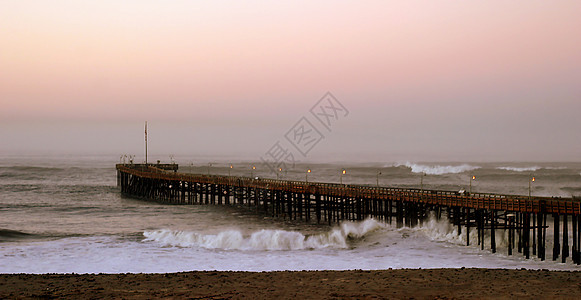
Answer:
[1,268,580,299]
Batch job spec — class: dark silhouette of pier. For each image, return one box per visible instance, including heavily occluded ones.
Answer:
[117,163,581,264]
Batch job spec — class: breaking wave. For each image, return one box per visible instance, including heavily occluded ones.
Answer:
[143,219,384,251]
[496,166,568,172]
[496,166,541,172]
[406,214,520,250]
[397,162,480,175]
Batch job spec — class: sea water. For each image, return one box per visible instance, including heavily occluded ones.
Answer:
[1,155,580,273]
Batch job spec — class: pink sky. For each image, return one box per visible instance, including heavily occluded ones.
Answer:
[1,1,580,161]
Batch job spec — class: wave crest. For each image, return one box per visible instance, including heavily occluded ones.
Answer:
[143,219,384,251]
[397,162,480,175]
[496,166,541,172]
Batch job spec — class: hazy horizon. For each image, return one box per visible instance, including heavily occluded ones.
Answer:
[1,1,580,163]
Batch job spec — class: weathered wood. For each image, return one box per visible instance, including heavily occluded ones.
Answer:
[554,214,560,261]
[508,214,513,256]
[491,211,496,253]
[563,214,569,263]
[573,215,578,264]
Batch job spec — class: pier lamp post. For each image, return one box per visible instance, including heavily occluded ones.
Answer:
[340,169,346,185]
[207,163,212,175]
[529,175,536,199]
[469,175,476,194]
[376,171,382,187]
[306,169,311,183]
[229,164,233,177]
[251,165,256,178]
[419,172,426,202]
[277,167,283,180]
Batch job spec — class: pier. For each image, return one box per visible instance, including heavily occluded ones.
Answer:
[117,163,581,264]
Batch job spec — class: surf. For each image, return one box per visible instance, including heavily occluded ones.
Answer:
[396,162,480,175]
[143,218,384,251]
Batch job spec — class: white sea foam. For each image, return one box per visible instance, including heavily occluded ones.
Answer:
[3,217,580,273]
[546,167,568,170]
[414,214,464,244]
[414,215,499,247]
[496,166,541,172]
[143,218,384,251]
[397,162,480,175]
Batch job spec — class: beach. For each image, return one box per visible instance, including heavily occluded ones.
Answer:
[1,269,581,299]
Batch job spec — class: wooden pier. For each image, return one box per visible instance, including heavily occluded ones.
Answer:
[117,163,581,264]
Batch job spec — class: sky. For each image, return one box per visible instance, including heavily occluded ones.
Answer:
[1,1,580,162]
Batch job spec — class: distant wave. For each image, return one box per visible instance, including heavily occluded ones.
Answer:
[143,219,383,251]
[495,166,569,172]
[0,166,64,172]
[397,162,480,175]
[0,166,65,179]
[496,166,541,172]
[0,229,35,241]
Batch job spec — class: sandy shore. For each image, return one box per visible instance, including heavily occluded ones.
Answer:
[1,268,580,299]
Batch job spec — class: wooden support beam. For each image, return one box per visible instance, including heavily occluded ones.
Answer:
[532,213,536,256]
[315,194,321,224]
[538,213,544,260]
[465,208,470,247]
[508,214,513,256]
[563,214,569,263]
[554,214,560,261]
[573,215,578,264]
[491,210,496,253]
[524,213,530,259]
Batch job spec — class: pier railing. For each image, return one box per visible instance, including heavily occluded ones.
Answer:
[116,164,580,215]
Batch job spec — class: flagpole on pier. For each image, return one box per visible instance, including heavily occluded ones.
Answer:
[145,121,148,166]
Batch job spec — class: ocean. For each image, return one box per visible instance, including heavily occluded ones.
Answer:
[1,154,580,274]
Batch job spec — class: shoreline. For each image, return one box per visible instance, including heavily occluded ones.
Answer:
[2,268,581,299]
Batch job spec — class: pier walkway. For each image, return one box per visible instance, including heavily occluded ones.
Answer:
[117,163,581,264]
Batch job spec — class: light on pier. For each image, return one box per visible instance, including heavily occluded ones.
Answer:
[529,175,536,198]
[469,175,476,194]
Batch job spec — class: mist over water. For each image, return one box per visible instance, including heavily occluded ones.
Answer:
[1,155,580,273]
